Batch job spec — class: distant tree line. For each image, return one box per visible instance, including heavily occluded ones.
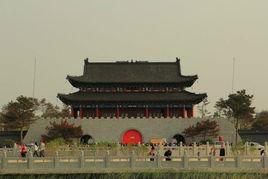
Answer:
[198,89,266,131]
[0,96,70,142]
[1,89,268,144]
[188,89,268,145]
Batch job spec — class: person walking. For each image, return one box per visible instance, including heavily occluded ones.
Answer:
[211,145,216,156]
[39,140,45,157]
[33,142,39,157]
[149,146,156,161]
[219,144,225,161]
[20,144,27,158]
[164,149,172,161]
[197,151,201,161]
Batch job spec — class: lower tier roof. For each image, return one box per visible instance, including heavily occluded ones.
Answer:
[57,91,207,106]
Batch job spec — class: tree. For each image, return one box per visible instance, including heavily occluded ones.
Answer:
[1,96,39,142]
[42,120,83,142]
[39,98,70,118]
[0,116,4,131]
[182,120,219,141]
[252,111,268,130]
[215,89,255,145]
[60,105,70,118]
[198,98,211,118]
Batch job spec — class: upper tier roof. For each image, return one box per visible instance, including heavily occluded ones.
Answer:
[67,58,198,88]
[57,90,207,106]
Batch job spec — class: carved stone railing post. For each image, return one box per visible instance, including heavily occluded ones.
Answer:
[193,142,197,156]
[130,151,135,168]
[27,151,33,169]
[245,142,249,155]
[205,142,210,156]
[209,155,215,168]
[236,155,241,168]
[105,150,110,168]
[179,142,184,156]
[1,152,7,169]
[226,142,230,156]
[54,151,59,168]
[183,151,188,168]
[265,142,268,155]
[80,150,85,168]
[156,152,161,168]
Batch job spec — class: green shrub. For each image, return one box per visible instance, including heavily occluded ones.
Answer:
[249,146,257,153]
[2,139,15,147]
[119,144,149,156]
[231,141,245,154]
[42,120,83,142]
[46,137,66,150]
[1,171,265,179]
[199,139,213,145]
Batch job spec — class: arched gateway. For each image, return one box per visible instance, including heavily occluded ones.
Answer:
[80,135,94,144]
[122,129,142,144]
[173,134,186,144]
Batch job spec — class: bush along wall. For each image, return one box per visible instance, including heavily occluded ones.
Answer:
[0,171,266,179]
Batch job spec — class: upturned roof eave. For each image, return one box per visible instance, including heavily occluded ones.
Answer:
[57,91,207,105]
[66,75,198,86]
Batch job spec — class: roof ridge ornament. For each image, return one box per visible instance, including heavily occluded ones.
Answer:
[176,57,181,75]
[84,58,89,64]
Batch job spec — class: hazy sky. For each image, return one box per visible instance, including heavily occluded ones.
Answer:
[0,0,268,114]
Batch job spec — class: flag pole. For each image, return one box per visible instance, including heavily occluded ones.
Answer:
[32,58,37,98]
[232,57,235,93]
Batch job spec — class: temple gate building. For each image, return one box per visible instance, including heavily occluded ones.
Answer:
[25,58,239,145]
[58,58,207,119]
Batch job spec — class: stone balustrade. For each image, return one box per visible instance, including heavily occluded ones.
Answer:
[1,153,268,170]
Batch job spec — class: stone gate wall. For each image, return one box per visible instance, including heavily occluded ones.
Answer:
[24,117,239,144]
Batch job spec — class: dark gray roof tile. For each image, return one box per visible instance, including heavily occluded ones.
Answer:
[58,91,207,105]
[67,58,197,86]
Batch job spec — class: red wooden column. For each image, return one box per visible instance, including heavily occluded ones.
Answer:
[187,106,192,118]
[166,104,170,118]
[186,108,190,118]
[96,105,100,118]
[183,106,187,118]
[73,108,78,118]
[180,106,186,118]
[116,106,120,118]
[186,106,194,118]
[70,107,74,117]
[79,107,84,119]
[145,106,149,118]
